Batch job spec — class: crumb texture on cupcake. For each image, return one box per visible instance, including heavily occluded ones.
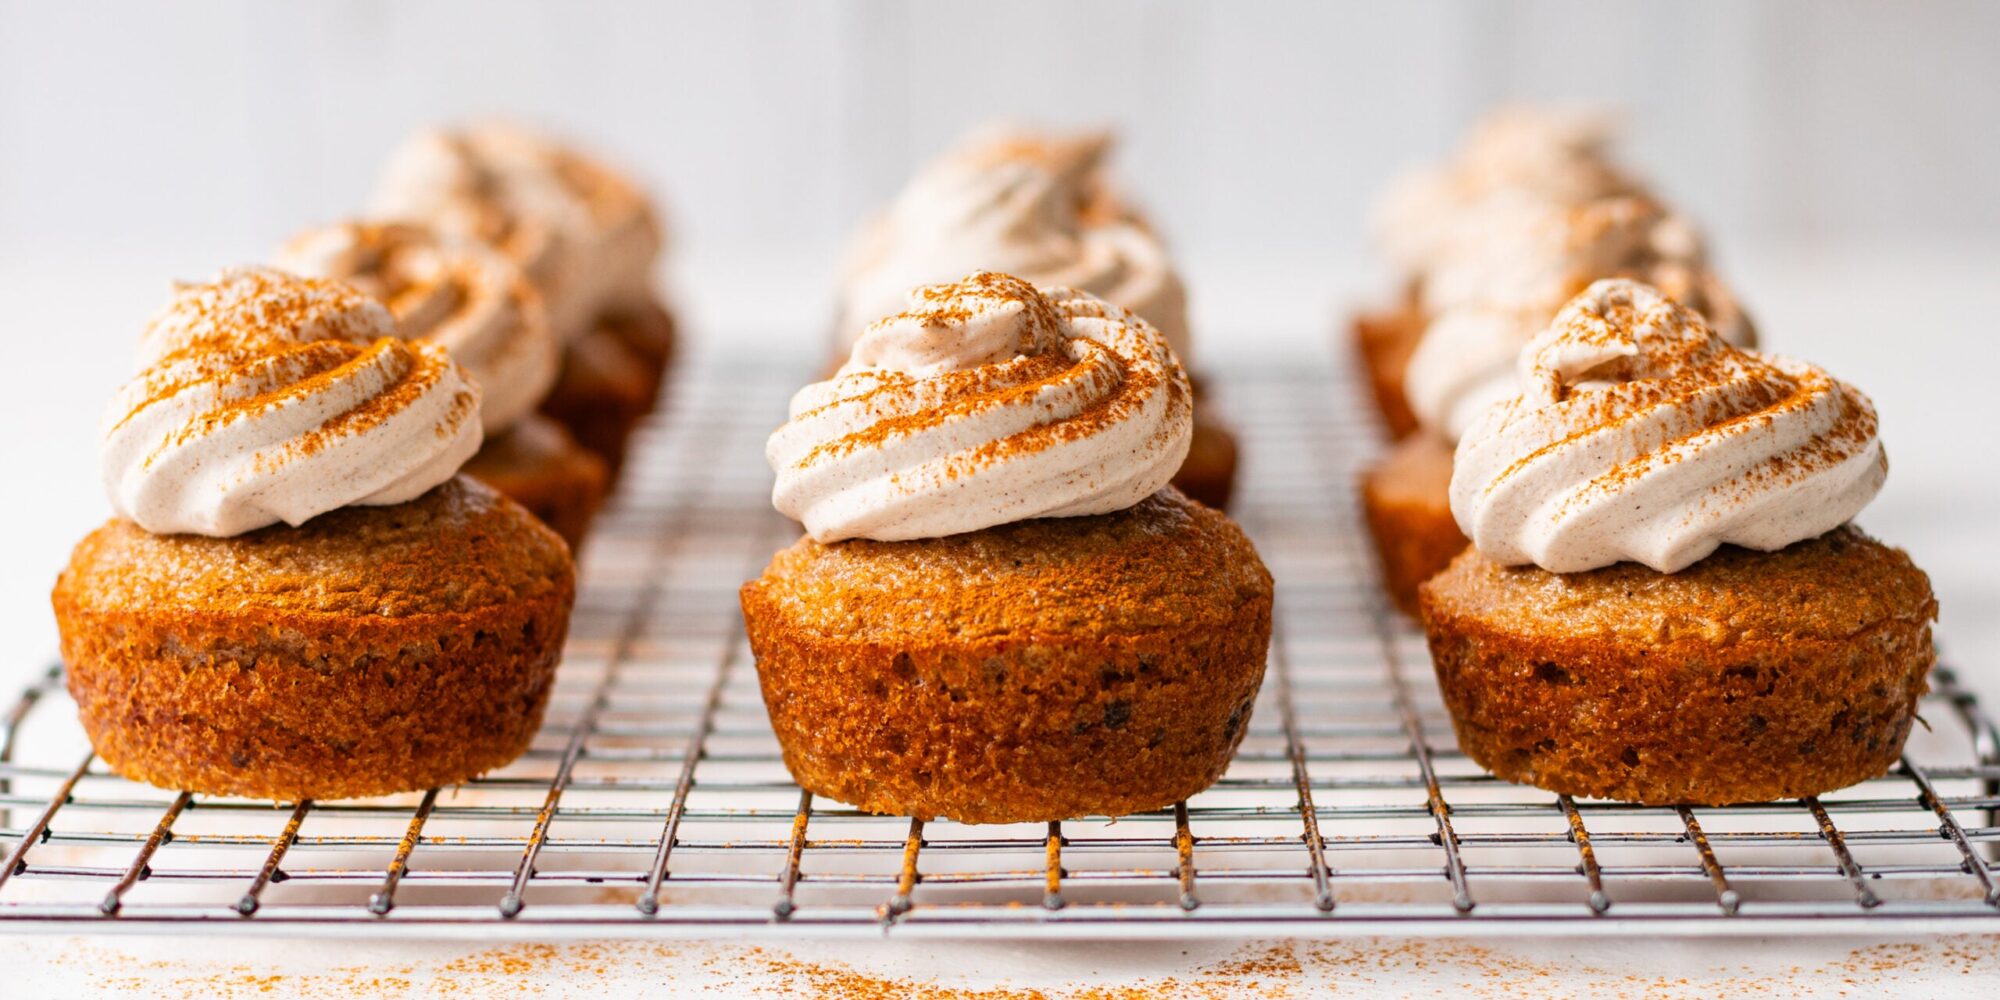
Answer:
[1419,526,1935,804]
[54,477,574,800]
[747,272,1267,823]
[744,489,1272,823]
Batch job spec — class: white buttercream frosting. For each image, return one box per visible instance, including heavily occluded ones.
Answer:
[1450,279,1884,573]
[772,272,1192,542]
[836,128,1192,364]
[278,221,558,433]
[102,267,482,537]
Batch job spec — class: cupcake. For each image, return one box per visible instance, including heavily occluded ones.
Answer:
[1364,189,1753,615]
[371,123,673,477]
[1356,107,1641,439]
[743,272,1273,824]
[835,126,1239,509]
[51,268,575,800]
[1418,279,1934,805]
[278,221,608,548]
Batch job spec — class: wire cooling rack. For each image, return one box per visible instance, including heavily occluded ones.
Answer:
[1,357,1996,939]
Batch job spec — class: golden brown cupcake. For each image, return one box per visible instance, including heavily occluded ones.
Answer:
[746,490,1270,823]
[1351,291,1425,440]
[1360,434,1464,615]
[55,268,575,800]
[371,122,675,476]
[1418,279,1931,805]
[1357,109,1753,613]
[461,414,609,550]
[539,325,655,477]
[278,220,609,544]
[1176,407,1240,511]
[744,272,1273,823]
[833,125,1241,508]
[56,477,573,800]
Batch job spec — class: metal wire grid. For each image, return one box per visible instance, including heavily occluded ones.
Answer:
[0,359,1996,938]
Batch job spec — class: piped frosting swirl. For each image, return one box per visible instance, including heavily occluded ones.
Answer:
[836,128,1192,364]
[370,123,662,340]
[278,221,558,432]
[772,272,1192,542]
[1450,279,1884,573]
[103,267,482,537]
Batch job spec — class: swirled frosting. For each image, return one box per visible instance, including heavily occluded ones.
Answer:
[836,128,1192,364]
[772,272,1192,542]
[1373,106,1638,277]
[1450,279,1884,573]
[1403,195,1753,441]
[370,123,662,340]
[278,221,558,433]
[102,267,483,537]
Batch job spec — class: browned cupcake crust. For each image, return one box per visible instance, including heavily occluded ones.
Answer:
[741,489,1274,824]
[1173,413,1239,511]
[52,476,575,801]
[1417,526,1937,805]
[1361,434,1466,616]
[463,413,610,550]
[540,323,655,479]
[1352,298,1424,440]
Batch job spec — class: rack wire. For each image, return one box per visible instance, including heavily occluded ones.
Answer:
[1,357,1996,938]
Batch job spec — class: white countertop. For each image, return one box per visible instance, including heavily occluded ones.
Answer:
[2,243,1997,995]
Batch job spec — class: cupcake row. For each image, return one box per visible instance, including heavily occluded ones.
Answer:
[1351,109,1937,805]
[53,123,677,797]
[46,110,1939,824]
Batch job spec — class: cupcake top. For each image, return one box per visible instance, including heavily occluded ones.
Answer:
[836,127,1191,364]
[1372,106,1640,278]
[370,122,662,340]
[102,267,482,537]
[1403,193,1752,441]
[1450,279,1884,574]
[277,221,558,434]
[771,271,1192,543]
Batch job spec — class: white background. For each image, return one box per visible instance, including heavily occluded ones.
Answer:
[2,1,1998,994]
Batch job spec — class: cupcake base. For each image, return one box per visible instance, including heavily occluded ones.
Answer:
[1360,434,1466,615]
[52,477,575,801]
[1352,300,1425,440]
[1417,527,1937,805]
[540,325,655,480]
[1173,413,1239,511]
[463,413,610,550]
[740,490,1274,824]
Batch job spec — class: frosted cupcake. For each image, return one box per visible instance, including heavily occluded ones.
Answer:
[52,268,574,800]
[1363,188,1752,614]
[1419,279,1934,805]
[743,272,1273,823]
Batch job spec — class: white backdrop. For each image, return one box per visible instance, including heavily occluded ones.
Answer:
[3,0,1999,672]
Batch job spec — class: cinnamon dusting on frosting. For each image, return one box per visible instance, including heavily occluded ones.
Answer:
[277,221,558,432]
[102,267,483,537]
[1451,279,1885,573]
[772,271,1191,542]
